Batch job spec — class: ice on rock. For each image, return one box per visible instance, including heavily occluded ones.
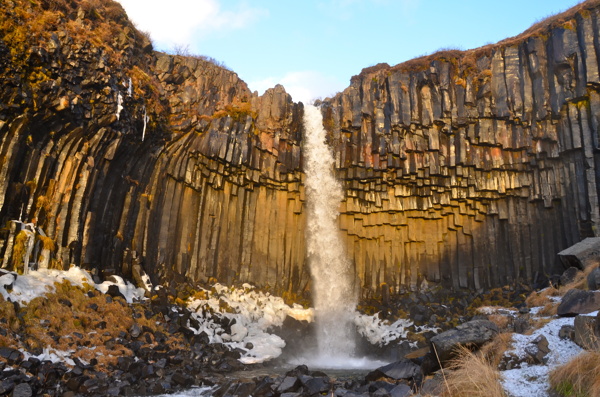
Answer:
[115,92,123,120]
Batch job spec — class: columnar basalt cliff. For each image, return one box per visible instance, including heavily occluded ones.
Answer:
[1,0,600,297]
[0,0,305,293]
[321,2,600,292]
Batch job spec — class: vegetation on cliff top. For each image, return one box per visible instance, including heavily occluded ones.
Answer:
[352,0,600,81]
[0,0,170,124]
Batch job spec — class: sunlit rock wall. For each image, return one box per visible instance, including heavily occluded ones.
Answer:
[0,1,307,292]
[2,0,600,296]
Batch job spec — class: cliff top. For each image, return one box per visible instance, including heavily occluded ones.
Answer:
[352,0,600,81]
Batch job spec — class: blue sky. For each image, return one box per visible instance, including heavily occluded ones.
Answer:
[117,0,584,103]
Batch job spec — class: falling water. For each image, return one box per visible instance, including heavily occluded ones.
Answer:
[302,104,358,367]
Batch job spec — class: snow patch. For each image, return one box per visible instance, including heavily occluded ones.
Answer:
[501,315,584,397]
[354,313,414,346]
[187,284,312,364]
[0,266,145,304]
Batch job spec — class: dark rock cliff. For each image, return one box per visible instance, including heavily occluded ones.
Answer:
[1,0,599,297]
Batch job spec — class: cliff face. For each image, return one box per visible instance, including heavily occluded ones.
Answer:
[321,1,600,292]
[1,0,599,296]
[0,0,305,292]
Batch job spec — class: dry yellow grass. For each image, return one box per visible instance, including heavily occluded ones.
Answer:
[550,320,600,396]
[525,266,597,318]
[525,289,556,308]
[439,345,507,397]
[0,280,186,371]
[480,332,514,367]
[488,314,512,331]
[550,351,600,397]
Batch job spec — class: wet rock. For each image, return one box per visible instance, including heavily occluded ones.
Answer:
[285,365,310,377]
[0,379,15,395]
[300,375,330,394]
[557,289,600,316]
[277,376,301,393]
[251,376,276,396]
[389,383,411,397]
[429,320,499,363]
[420,373,444,396]
[171,371,194,387]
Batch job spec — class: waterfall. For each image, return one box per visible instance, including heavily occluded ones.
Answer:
[302,104,358,365]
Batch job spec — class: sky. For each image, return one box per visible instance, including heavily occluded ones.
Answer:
[116,0,585,103]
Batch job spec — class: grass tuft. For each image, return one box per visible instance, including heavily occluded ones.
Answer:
[439,345,507,397]
[550,350,600,397]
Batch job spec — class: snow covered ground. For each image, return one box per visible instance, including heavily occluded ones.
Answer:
[500,311,586,397]
[0,267,590,396]
[0,267,424,366]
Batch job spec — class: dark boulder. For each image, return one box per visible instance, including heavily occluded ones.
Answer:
[587,267,600,290]
[365,359,421,382]
[277,376,301,393]
[573,314,600,350]
[106,284,126,300]
[0,347,23,365]
[524,335,550,364]
[560,267,581,286]
[10,382,32,397]
[557,289,600,317]
[429,320,499,364]
[389,383,412,397]
[558,237,600,269]
[300,375,330,394]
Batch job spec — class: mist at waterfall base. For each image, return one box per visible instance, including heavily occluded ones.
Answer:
[290,104,385,370]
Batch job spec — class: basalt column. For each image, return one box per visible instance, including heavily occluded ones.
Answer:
[320,4,600,293]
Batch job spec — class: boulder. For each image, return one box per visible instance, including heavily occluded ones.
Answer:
[277,376,301,393]
[429,320,499,363]
[11,383,32,397]
[558,237,600,269]
[389,383,412,397]
[513,317,530,334]
[365,359,421,382]
[559,325,575,341]
[0,347,24,365]
[573,314,600,350]
[587,266,600,290]
[560,267,581,286]
[557,289,600,317]
[524,335,550,364]
[300,375,330,395]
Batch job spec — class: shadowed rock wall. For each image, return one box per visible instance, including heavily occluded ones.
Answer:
[2,0,600,296]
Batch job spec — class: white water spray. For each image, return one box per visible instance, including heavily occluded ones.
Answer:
[302,104,358,367]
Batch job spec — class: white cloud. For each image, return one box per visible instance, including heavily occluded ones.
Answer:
[117,0,267,50]
[249,71,347,104]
